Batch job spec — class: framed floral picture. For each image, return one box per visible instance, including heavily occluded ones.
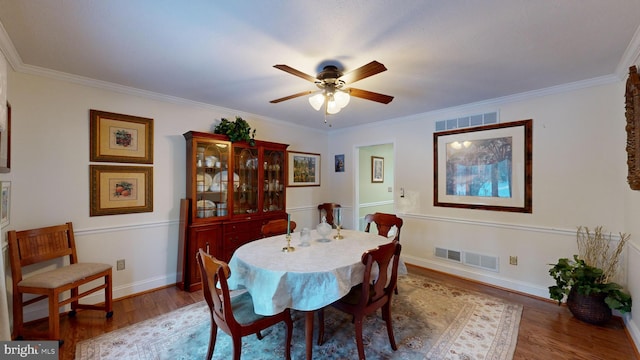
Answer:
[287,151,320,187]
[90,165,153,216]
[90,110,154,164]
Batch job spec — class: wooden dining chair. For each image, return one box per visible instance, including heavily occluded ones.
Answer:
[7,222,113,343]
[364,212,403,242]
[317,202,341,227]
[317,241,402,360]
[261,218,296,237]
[197,249,293,360]
[364,212,403,294]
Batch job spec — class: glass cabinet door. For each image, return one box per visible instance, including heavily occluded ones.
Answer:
[263,149,285,212]
[233,146,259,215]
[195,140,230,218]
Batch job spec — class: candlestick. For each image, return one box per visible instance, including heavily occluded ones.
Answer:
[282,234,295,252]
[287,214,290,235]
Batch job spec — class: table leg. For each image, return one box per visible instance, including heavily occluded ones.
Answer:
[305,310,314,360]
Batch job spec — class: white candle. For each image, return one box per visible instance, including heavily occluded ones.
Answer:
[287,214,290,235]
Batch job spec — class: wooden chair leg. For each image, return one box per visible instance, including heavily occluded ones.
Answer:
[12,292,23,339]
[105,272,113,317]
[48,291,61,341]
[232,336,242,360]
[354,317,366,360]
[382,304,397,350]
[206,321,217,360]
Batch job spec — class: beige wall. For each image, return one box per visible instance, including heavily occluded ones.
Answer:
[1,60,639,348]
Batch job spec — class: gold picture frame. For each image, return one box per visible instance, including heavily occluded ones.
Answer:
[371,156,384,183]
[625,66,640,190]
[287,151,320,187]
[90,110,154,164]
[434,119,533,213]
[90,165,153,216]
[0,102,11,173]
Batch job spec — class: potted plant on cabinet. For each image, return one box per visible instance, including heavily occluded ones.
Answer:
[213,116,256,146]
[548,226,632,324]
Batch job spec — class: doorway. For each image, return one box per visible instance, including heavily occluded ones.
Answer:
[354,142,395,230]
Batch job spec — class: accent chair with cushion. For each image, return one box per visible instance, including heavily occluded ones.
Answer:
[7,222,113,343]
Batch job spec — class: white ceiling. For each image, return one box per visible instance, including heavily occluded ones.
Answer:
[1,1,639,130]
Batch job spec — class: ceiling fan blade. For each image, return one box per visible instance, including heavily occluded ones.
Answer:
[340,61,387,84]
[348,88,394,104]
[273,64,317,82]
[270,90,314,103]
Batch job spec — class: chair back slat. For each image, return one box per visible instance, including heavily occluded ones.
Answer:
[9,222,77,268]
[360,241,401,306]
[197,250,236,332]
[317,203,341,227]
[364,212,403,242]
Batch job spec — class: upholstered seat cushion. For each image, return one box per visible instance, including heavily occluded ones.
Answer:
[230,290,266,325]
[18,263,112,289]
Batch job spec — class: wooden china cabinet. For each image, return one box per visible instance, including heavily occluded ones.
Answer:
[178,131,288,291]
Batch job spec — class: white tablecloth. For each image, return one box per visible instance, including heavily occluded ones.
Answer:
[227,229,394,315]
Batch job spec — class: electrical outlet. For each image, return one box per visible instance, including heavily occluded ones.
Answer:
[509,256,518,266]
[116,259,125,271]
[388,187,392,192]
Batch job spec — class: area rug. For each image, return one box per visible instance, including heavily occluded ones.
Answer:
[76,273,522,359]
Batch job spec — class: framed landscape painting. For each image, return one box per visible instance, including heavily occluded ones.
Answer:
[433,119,532,213]
[287,151,320,187]
[90,110,154,164]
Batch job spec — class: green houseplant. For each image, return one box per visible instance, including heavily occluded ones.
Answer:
[549,226,632,324]
[213,116,256,146]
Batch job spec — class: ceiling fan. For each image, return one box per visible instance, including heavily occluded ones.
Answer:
[270,61,394,116]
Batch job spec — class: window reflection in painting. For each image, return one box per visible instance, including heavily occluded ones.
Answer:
[445,136,513,198]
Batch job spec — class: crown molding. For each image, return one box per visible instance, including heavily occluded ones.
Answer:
[616,24,640,78]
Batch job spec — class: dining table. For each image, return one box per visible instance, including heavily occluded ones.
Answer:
[227,228,398,360]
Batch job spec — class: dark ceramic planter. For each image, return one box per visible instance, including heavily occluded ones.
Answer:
[567,288,612,325]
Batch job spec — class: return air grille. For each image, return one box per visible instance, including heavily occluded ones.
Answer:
[435,247,499,272]
[435,247,461,262]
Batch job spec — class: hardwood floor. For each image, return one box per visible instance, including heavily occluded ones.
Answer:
[24,265,639,360]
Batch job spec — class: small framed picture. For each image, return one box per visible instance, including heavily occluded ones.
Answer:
[371,156,384,183]
[1,181,10,227]
[335,154,345,172]
[90,110,154,164]
[90,165,153,216]
[287,151,321,187]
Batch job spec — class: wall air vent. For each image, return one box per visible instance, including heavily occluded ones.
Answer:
[434,247,499,272]
[435,247,461,262]
[464,251,499,272]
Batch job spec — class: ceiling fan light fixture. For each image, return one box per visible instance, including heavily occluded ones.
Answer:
[309,93,324,111]
[334,90,350,108]
[326,95,341,114]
